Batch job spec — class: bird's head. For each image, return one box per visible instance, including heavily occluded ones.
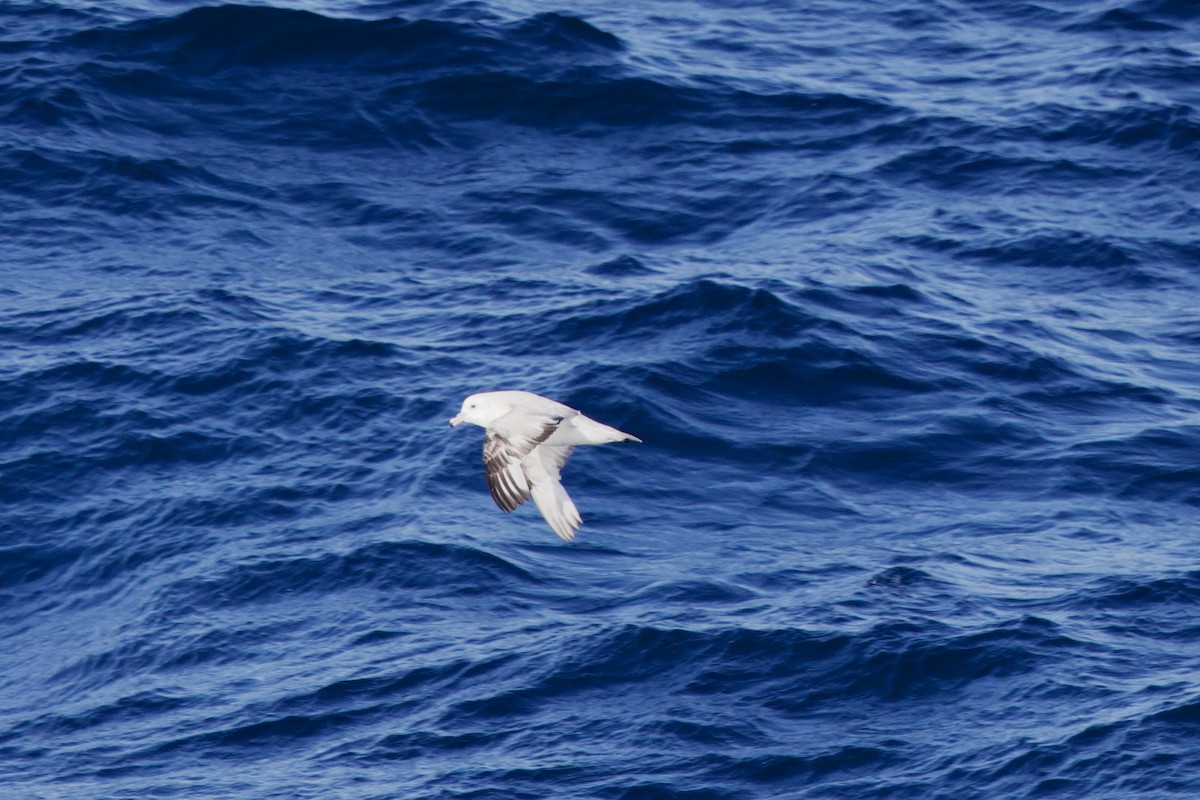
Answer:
[449,392,508,429]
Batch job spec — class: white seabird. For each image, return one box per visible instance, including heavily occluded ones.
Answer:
[449,390,641,541]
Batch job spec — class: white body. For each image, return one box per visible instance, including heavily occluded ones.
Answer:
[449,390,640,540]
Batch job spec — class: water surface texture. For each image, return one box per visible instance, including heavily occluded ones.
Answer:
[3,1,1200,798]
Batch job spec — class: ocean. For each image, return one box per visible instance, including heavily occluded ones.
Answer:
[2,0,1200,797]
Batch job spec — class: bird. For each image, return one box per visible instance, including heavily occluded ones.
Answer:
[449,390,641,541]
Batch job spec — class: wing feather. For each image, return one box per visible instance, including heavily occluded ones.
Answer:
[524,445,582,541]
[482,413,563,513]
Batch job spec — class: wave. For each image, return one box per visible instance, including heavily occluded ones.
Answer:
[70,6,621,73]
[165,540,541,610]
[0,3,896,153]
[1070,0,1200,32]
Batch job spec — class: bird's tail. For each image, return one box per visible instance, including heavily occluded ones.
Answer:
[573,416,642,444]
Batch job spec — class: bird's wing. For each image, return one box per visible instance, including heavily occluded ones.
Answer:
[482,411,563,513]
[524,444,581,541]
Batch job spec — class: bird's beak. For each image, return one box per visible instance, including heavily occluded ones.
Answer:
[449,415,463,427]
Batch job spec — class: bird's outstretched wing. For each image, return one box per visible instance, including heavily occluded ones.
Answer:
[482,412,563,513]
[525,444,581,541]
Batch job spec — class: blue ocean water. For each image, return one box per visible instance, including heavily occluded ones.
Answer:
[3,0,1200,797]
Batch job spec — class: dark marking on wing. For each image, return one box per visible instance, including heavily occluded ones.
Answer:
[482,417,562,513]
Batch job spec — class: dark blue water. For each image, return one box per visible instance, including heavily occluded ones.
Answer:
[3,1,1200,797]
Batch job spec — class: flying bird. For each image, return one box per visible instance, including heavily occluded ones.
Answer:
[449,390,641,541]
